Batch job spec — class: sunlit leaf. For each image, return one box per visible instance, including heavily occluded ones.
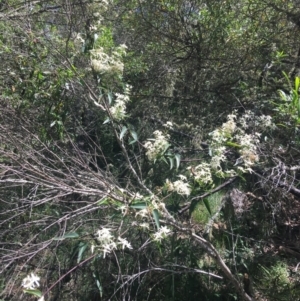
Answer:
[107,92,113,105]
[93,272,103,298]
[23,289,42,297]
[153,209,160,230]
[226,141,242,149]
[189,200,198,215]
[130,130,138,142]
[295,77,300,93]
[175,153,181,169]
[120,126,128,140]
[77,242,88,263]
[203,198,212,215]
[168,156,174,169]
[161,156,168,165]
[130,202,147,209]
[103,118,110,124]
[97,198,110,205]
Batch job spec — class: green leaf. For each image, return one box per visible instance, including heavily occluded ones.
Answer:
[175,153,181,169]
[278,90,287,101]
[77,242,88,263]
[129,139,137,145]
[153,209,160,230]
[120,126,128,140]
[162,142,170,154]
[295,77,300,93]
[103,118,110,124]
[203,198,212,215]
[282,71,291,89]
[97,198,110,205]
[130,202,147,209]
[168,156,174,170]
[189,200,198,215]
[93,272,103,298]
[130,130,138,142]
[23,289,42,297]
[161,156,168,165]
[53,232,79,241]
[226,141,242,149]
[107,92,113,105]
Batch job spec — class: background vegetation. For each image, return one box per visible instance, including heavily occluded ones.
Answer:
[1,0,300,300]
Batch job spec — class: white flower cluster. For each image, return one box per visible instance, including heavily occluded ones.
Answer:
[144,130,170,161]
[135,208,149,218]
[90,44,127,75]
[163,121,173,129]
[188,111,275,183]
[153,226,171,242]
[210,112,261,172]
[139,222,150,229]
[22,273,40,290]
[222,113,236,134]
[187,163,213,186]
[209,115,237,174]
[94,228,132,258]
[166,175,191,196]
[239,110,275,130]
[109,85,131,120]
[256,115,275,129]
[235,132,260,169]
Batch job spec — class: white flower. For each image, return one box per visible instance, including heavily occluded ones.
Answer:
[165,177,190,196]
[102,242,117,258]
[153,226,171,242]
[119,205,128,216]
[188,163,213,186]
[172,180,191,196]
[177,174,187,181]
[160,226,171,235]
[222,119,236,134]
[257,115,275,129]
[118,237,132,249]
[165,179,174,192]
[210,154,226,170]
[224,169,237,177]
[139,222,150,229]
[109,91,130,121]
[90,46,125,75]
[133,192,143,200]
[163,121,173,129]
[135,208,149,218]
[38,297,45,301]
[119,44,128,50]
[22,273,40,290]
[96,228,113,244]
[144,130,170,161]
[75,33,84,43]
[240,149,259,167]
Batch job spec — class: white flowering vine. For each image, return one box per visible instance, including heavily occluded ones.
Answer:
[90,44,127,76]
